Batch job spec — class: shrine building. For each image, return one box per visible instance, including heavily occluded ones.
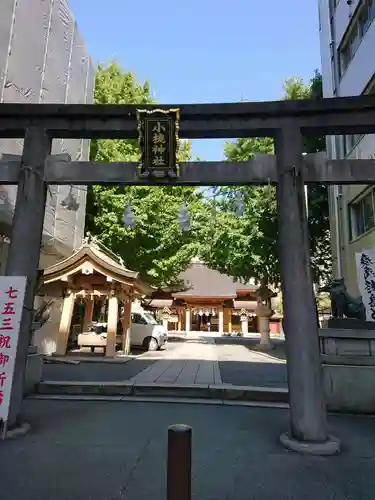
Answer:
[145,258,281,335]
[35,237,152,356]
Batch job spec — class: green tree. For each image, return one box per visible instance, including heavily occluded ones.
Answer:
[201,71,330,286]
[85,62,203,286]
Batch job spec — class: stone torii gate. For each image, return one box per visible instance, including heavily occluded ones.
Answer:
[1,96,375,452]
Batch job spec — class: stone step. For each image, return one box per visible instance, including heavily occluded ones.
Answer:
[36,380,289,403]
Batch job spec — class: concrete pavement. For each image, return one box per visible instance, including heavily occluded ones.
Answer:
[214,337,288,388]
[130,337,222,385]
[42,355,158,382]
[38,336,289,402]
[127,336,287,389]
[2,398,375,499]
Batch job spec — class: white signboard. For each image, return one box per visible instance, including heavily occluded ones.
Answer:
[0,277,27,426]
[356,249,375,322]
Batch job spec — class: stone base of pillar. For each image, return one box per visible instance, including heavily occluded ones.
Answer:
[258,330,274,349]
[280,432,340,456]
[1,421,31,440]
[256,342,274,351]
[124,328,131,355]
[256,315,273,349]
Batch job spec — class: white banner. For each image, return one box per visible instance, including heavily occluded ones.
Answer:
[0,276,27,426]
[355,249,375,322]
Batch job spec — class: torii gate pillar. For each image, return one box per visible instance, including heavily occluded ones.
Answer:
[276,125,339,455]
[5,126,51,429]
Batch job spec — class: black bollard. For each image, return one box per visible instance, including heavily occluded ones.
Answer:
[167,424,192,500]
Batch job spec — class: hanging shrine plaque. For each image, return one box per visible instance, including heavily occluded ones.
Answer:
[137,108,180,178]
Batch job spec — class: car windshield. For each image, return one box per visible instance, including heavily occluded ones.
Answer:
[143,312,158,325]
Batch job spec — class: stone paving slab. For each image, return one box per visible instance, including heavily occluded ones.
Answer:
[175,359,200,384]
[130,336,223,386]
[2,399,375,499]
[214,340,288,388]
[37,380,289,403]
[213,361,222,384]
[41,338,286,390]
[195,359,215,384]
[31,393,291,409]
[154,360,187,383]
[219,360,288,388]
[42,356,158,382]
[130,359,174,383]
[38,380,135,396]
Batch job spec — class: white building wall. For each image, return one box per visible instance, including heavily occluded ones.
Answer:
[319,0,336,98]
[0,0,95,354]
[318,0,343,276]
[334,0,362,44]
[318,0,375,293]
[339,21,375,96]
[0,0,94,259]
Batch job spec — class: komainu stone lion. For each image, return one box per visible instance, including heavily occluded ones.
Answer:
[319,278,366,321]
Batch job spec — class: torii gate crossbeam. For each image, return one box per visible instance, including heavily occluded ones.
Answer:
[1,153,375,185]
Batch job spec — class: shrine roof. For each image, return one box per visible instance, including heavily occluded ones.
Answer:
[173,262,257,299]
[146,299,174,309]
[233,300,257,311]
[39,239,152,294]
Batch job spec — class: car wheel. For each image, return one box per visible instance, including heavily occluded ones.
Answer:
[148,337,159,351]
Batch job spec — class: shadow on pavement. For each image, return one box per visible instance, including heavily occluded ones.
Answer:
[2,399,375,499]
[214,336,287,361]
[42,357,157,382]
[42,357,288,388]
[218,360,287,388]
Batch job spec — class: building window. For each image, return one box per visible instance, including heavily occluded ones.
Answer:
[341,75,375,158]
[359,2,371,35]
[350,191,375,240]
[338,0,375,78]
[339,42,351,76]
[350,23,361,53]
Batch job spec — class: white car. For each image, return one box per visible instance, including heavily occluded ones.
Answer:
[77,310,168,352]
[130,310,168,351]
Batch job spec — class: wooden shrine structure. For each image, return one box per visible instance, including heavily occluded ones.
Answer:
[2,95,375,452]
[38,238,152,357]
[145,260,281,334]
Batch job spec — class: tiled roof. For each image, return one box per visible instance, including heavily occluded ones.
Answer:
[40,241,153,295]
[42,242,138,280]
[173,262,256,298]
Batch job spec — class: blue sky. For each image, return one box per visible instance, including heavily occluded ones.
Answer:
[69,0,321,160]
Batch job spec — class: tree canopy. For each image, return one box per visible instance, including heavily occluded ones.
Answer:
[200,71,331,287]
[86,64,331,290]
[85,62,205,287]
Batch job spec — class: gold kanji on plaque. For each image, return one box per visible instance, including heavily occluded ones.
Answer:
[136,108,180,178]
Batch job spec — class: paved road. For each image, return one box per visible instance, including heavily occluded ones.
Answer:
[214,336,286,360]
[214,337,288,388]
[42,339,288,388]
[42,344,181,382]
[1,399,375,499]
[219,359,288,388]
[42,357,156,382]
[130,337,222,385]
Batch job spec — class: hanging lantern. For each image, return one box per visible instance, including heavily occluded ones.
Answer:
[234,192,244,217]
[123,201,136,229]
[178,202,190,232]
[60,185,79,211]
